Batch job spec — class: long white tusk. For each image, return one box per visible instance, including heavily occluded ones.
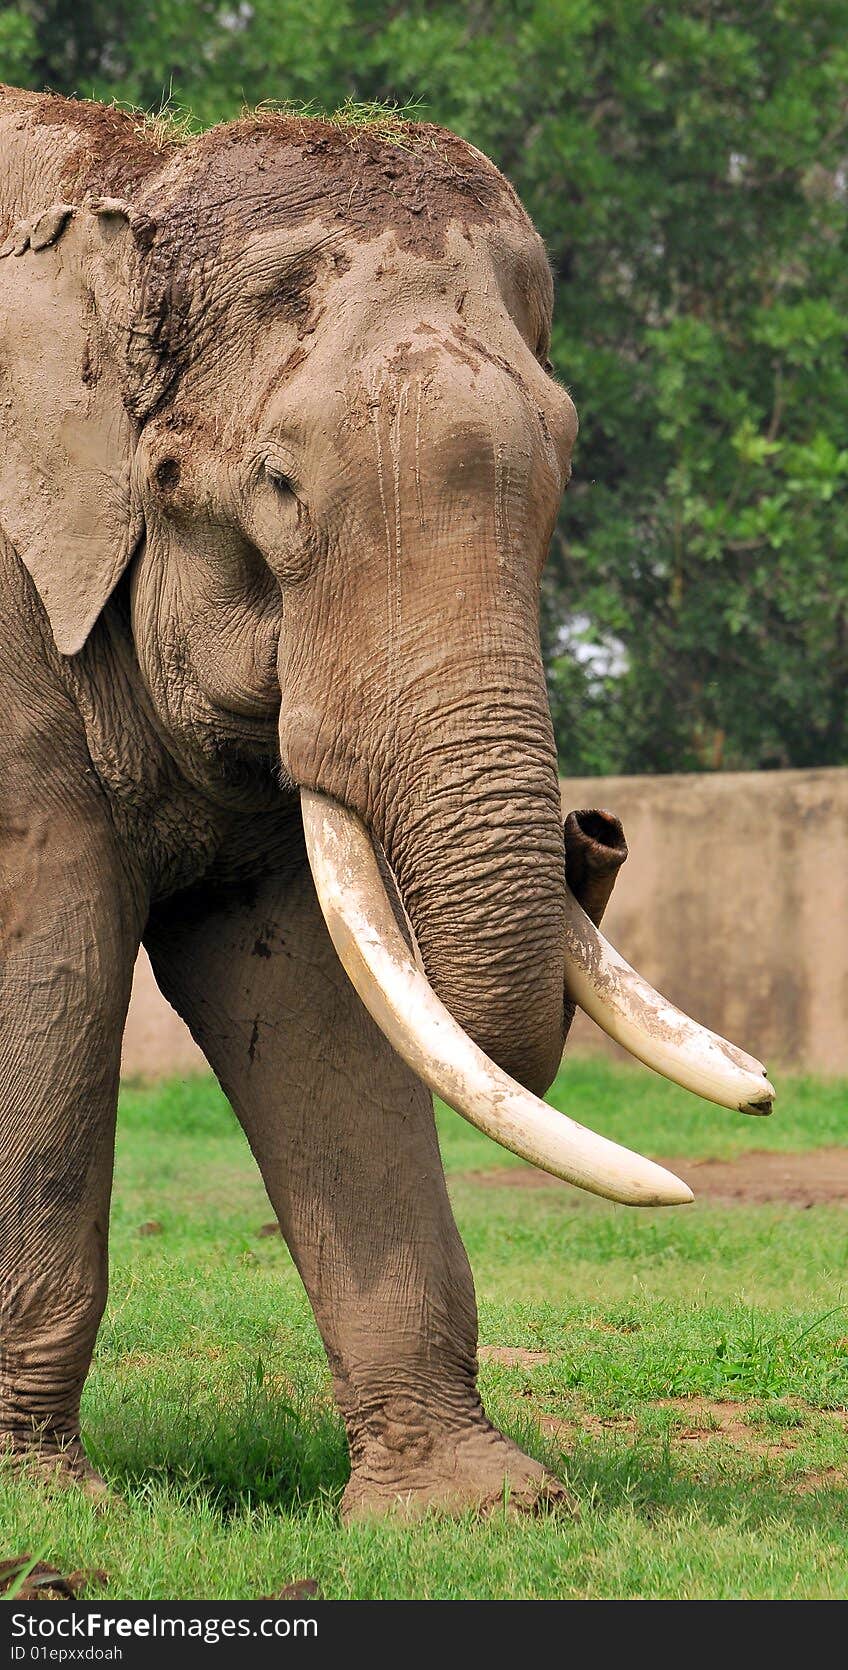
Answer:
[301,789,693,1208]
[563,890,774,1114]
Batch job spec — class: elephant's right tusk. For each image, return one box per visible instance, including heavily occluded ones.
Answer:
[300,788,694,1208]
[562,890,775,1115]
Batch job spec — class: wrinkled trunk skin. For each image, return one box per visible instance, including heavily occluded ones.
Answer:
[281,575,567,1098]
[380,710,566,1098]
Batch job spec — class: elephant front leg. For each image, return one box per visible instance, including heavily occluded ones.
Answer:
[0,803,143,1492]
[146,863,571,1519]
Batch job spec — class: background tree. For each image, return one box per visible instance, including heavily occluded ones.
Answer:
[2,0,846,773]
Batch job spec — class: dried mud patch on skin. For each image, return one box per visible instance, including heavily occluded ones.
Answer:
[2,88,169,201]
[5,91,525,260]
[147,114,525,262]
[459,1149,848,1207]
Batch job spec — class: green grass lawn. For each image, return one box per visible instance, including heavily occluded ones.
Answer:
[2,1060,848,1599]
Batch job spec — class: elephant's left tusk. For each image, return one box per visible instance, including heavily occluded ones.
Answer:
[300,788,694,1208]
[562,889,775,1115]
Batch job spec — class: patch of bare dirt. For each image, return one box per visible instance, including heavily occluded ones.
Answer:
[654,1397,756,1438]
[478,1346,550,1367]
[536,1399,848,1462]
[460,1149,848,1207]
[790,1468,848,1494]
[539,1411,634,1444]
[654,1397,804,1454]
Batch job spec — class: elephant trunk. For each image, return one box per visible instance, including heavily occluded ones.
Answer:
[279,526,572,1097]
[375,713,567,1097]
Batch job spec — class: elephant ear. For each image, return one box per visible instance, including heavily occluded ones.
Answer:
[0,198,149,654]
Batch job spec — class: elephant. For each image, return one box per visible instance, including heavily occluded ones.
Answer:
[0,85,774,1518]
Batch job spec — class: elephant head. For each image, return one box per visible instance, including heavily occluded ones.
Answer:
[0,109,773,1204]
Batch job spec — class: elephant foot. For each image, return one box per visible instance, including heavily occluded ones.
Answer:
[342,1412,576,1522]
[1,1431,110,1500]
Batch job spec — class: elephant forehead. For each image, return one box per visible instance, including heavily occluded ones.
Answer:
[141,115,530,263]
[161,217,554,435]
[232,220,528,335]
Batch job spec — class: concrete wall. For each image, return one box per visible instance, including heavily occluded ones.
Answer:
[122,768,848,1079]
[560,768,848,1075]
[122,948,205,1079]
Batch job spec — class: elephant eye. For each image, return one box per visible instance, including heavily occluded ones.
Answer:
[265,461,296,494]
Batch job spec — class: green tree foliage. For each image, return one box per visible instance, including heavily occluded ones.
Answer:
[2,1,846,772]
[0,4,34,83]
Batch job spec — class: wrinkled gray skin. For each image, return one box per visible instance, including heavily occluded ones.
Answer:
[0,87,628,1517]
